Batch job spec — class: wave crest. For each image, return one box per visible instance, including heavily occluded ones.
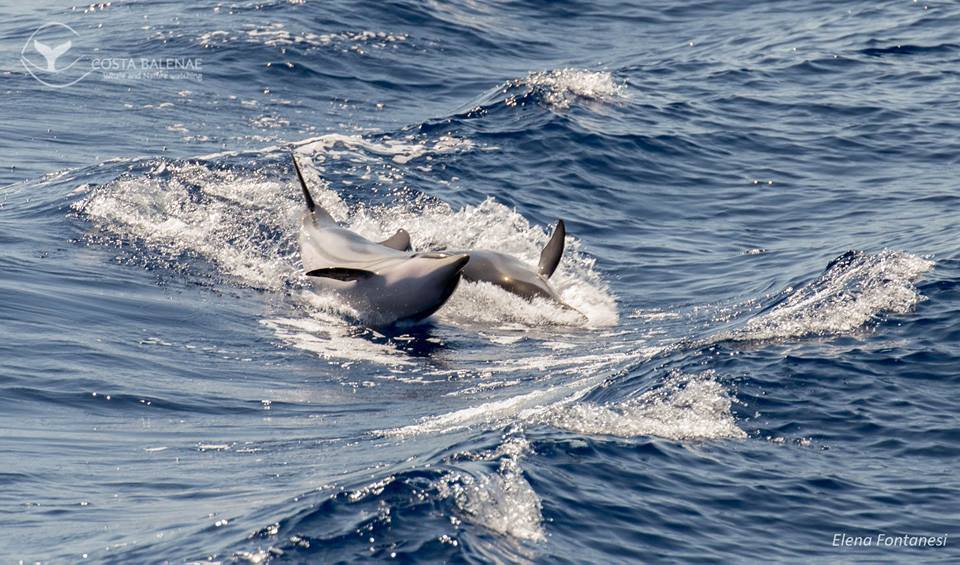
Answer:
[503,69,627,110]
[732,250,934,341]
[437,436,544,542]
[539,371,746,441]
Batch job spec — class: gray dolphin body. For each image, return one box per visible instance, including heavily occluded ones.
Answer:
[292,154,468,326]
[446,220,574,308]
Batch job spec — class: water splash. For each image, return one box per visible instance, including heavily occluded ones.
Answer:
[350,196,618,327]
[732,250,934,341]
[504,69,627,110]
[297,133,476,166]
[539,371,746,441]
[437,436,544,542]
[381,346,664,439]
[74,160,302,291]
[261,313,415,368]
[199,24,408,52]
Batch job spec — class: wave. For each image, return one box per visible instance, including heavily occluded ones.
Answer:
[261,314,416,367]
[435,68,630,123]
[198,23,409,52]
[233,449,544,563]
[295,132,478,166]
[860,43,960,58]
[728,250,934,341]
[537,371,746,441]
[71,158,302,290]
[233,365,745,562]
[436,436,544,543]
[502,69,627,110]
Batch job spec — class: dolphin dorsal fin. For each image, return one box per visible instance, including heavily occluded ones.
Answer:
[538,219,565,278]
[292,152,336,225]
[378,229,412,251]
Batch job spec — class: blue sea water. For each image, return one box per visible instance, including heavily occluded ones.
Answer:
[2,0,959,562]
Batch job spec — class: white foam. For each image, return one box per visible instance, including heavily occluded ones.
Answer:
[437,437,544,542]
[348,196,619,327]
[732,250,934,341]
[296,133,475,165]
[506,69,627,109]
[478,332,525,346]
[384,383,584,439]
[381,347,662,438]
[443,282,588,327]
[538,371,746,441]
[261,313,414,368]
[199,25,407,51]
[75,161,301,291]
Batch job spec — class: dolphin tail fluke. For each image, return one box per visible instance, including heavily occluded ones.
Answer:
[538,219,565,278]
[378,229,412,251]
[292,152,336,224]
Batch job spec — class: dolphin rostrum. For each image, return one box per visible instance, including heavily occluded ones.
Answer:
[292,153,469,326]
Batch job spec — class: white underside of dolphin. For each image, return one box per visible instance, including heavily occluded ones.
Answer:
[292,153,469,326]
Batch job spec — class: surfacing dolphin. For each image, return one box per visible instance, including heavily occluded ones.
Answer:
[442,220,578,311]
[292,153,469,326]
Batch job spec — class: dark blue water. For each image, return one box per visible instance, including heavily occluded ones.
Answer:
[2,1,959,562]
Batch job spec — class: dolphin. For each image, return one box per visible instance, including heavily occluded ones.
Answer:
[292,153,469,326]
[441,220,576,310]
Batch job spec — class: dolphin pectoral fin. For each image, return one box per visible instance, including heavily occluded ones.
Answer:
[378,229,412,251]
[306,267,375,282]
[538,219,565,278]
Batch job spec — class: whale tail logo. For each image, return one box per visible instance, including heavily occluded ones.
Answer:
[33,39,72,71]
[20,22,90,88]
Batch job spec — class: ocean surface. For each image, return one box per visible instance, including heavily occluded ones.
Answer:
[2,1,959,562]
